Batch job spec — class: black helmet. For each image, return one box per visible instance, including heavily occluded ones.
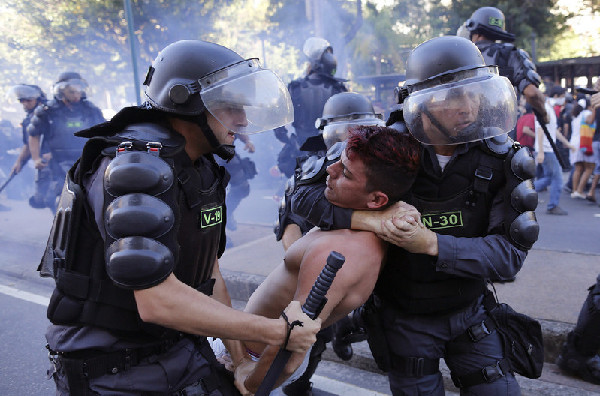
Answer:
[464,6,515,42]
[315,92,384,149]
[143,40,293,159]
[401,36,517,145]
[303,37,337,76]
[54,71,88,100]
[144,40,292,134]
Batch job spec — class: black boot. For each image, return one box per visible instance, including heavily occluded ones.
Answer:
[556,332,600,384]
[331,309,368,361]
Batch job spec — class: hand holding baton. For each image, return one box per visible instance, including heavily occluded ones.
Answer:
[255,251,346,396]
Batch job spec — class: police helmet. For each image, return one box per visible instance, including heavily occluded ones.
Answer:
[303,37,337,76]
[143,40,293,136]
[401,36,517,145]
[465,7,515,42]
[53,71,88,100]
[315,92,384,149]
[9,84,45,102]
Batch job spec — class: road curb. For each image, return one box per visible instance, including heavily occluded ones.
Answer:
[220,269,574,365]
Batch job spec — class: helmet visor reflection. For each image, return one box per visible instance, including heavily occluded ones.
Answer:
[322,117,385,149]
[403,74,517,145]
[201,62,293,135]
[10,85,41,100]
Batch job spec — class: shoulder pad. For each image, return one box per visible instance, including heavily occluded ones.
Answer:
[483,133,512,155]
[511,146,536,180]
[106,236,174,289]
[33,104,49,117]
[105,193,175,239]
[104,150,174,196]
[116,123,185,150]
[517,48,532,62]
[298,155,326,183]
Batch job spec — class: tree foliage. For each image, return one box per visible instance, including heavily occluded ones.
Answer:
[0,0,595,124]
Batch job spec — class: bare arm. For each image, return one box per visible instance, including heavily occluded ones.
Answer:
[210,260,246,369]
[28,135,48,169]
[134,273,319,352]
[522,125,535,138]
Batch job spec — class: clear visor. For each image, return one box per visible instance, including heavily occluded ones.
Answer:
[322,116,385,149]
[200,59,293,135]
[54,79,88,97]
[9,85,41,100]
[403,70,517,145]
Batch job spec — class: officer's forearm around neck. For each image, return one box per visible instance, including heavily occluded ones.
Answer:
[350,210,383,233]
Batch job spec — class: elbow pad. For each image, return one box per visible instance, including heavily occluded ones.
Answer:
[504,145,539,250]
[103,146,179,289]
[513,49,542,92]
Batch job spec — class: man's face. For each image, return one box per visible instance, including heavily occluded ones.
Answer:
[422,89,480,138]
[207,105,248,146]
[19,98,38,111]
[62,85,83,103]
[324,149,372,209]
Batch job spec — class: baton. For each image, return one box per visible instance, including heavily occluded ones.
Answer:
[531,108,567,169]
[0,171,16,194]
[575,87,598,95]
[255,251,346,396]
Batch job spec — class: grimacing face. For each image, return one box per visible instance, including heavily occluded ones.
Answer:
[422,89,481,137]
[207,105,248,146]
[324,149,372,209]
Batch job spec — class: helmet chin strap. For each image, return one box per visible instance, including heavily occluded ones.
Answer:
[187,112,235,161]
[422,106,481,144]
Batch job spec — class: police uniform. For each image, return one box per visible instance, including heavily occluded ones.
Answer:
[27,99,105,209]
[41,108,238,395]
[216,149,256,231]
[291,134,538,394]
[274,72,347,178]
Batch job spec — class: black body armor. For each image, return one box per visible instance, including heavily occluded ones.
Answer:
[375,136,538,314]
[41,118,228,338]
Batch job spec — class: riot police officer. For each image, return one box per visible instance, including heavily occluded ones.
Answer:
[27,72,105,211]
[274,92,385,396]
[274,37,347,178]
[458,6,549,127]
[289,36,540,395]
[40,39,320,396]
[7,84,47,205]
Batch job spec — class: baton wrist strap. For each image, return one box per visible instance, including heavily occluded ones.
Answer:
[281,311,304,350]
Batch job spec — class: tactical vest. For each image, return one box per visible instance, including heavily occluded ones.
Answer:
[289,74,346,143]
[44,102,100,162]
[42,124,228,338]
[375,142,508,314]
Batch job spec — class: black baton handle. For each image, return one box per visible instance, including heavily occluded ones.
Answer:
[531,108,567,169]
[255,251,345,396]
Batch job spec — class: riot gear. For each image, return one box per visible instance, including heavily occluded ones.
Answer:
[143,40,292,160]
[303,37,336,76]
[401,36,517,145]
[10,84,45,102]
[315,92,385,149]
[53,72,88,101]
[464,6,515,42]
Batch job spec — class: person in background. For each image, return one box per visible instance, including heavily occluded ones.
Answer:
[516,103,535,152]
[40,39,320,396]
[533,90,576,215]
[569,98,596,200]
[27,72,105,211]
[273,37,347,179]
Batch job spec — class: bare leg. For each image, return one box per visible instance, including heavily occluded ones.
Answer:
[587,174,600,200]
[576,163,595,194]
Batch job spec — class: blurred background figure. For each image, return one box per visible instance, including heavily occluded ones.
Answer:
[0,84,48,211]
[273,37,347,179]
[216,134,257,237]
[27,71,105,212]
[459,6,549,131]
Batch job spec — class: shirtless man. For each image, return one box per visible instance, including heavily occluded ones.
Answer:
[235,125,422,393]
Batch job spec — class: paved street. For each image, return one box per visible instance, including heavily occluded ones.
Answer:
[1,176,600,394]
